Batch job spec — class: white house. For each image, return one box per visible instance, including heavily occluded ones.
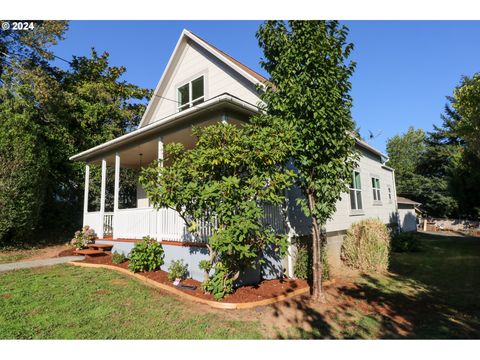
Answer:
[70,29,399,280]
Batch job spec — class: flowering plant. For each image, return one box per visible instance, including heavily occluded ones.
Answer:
[71,225,96,249]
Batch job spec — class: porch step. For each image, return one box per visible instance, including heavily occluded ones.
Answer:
[74,249,106,256]
[87,243,114,250]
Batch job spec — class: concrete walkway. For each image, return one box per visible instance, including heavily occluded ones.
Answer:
[0,256,85,273]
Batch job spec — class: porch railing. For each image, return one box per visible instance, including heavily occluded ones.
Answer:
[103,213,113,237]
[87,204,287,242]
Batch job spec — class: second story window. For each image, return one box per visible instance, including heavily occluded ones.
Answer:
[349,171,363,211]
[178,76,204,111]
[372,177,381,202]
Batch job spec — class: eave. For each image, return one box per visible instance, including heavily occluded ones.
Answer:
[69,93,259,162]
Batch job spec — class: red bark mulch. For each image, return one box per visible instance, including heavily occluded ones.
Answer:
[79,253,309,303]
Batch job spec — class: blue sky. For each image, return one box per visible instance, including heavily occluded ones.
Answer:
[51,20,480,153]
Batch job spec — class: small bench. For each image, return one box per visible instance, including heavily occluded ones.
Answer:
[87,244,113,250]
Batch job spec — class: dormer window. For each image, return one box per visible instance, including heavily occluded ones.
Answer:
[178,76,204,111]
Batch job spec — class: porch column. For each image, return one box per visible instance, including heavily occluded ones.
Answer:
[99,158,107,238]
[83,163,90,224]
[157,136,164,165]
[113,153,120,239]
[114,153,120,212]
[156,136,164,242]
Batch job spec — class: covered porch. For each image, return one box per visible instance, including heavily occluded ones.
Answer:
[71,95,285,243]
[81,120,216,243]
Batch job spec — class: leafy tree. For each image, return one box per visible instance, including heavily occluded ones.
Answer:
[46,49,150,227]
[386,126,460,217]
[140,122,295,299]
[256,21,357,302]
[428,89,480,218]
[0,23,150,245]
[387,83,480,219]
[386,127,426,194]
[0,21,68,76]
[0,21,67,245]
[0,81,49,244]
[453,73,480,158]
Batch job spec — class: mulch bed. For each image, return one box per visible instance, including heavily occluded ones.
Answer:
[78,253,309,303]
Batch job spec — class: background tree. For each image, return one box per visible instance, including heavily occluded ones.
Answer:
[256,21,357,302]
[453,73,480,158]
[386,126,426,195]
[42,49,150,232]
[0,22,150,245]
[387,76,480,219]
[0,80,49,244]
[0,21,68,76]
[386,126,459,217]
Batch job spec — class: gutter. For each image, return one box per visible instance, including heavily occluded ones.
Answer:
[69,93,259,162]
[354,137,389,162]
[71,91,389,168]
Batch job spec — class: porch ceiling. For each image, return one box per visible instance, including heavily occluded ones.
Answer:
[70,94,259,164]
[88,124,207,168]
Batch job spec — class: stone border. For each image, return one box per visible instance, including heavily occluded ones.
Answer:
[68,261,321,310]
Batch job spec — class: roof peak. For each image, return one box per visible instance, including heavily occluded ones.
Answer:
[184,29,268,84]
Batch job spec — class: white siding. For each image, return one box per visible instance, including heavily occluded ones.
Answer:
[398,206,418,232]
[136,183,149,208]
[287,147,398,235]
[146,40,261,125]
[325,149,397,232]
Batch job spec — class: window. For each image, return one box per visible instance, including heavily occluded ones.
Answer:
[372,177,381,202]
[177,76,204,111]
[387,185,392,203]
[349,171,363,211]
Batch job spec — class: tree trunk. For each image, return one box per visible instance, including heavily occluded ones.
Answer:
[308,191,326,303]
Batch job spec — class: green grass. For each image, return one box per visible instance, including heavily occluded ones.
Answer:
[272,232,480,339]
[346,232,480,338]
[0,265,262,339]
[2,232,479,339]
[0,250,39,264]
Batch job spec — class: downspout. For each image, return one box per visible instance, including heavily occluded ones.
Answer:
[287,233,294,278]
[282,188,296,278]
[391,168,401,232]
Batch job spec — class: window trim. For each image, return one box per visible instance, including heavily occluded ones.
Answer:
[387,185,393,204]
[371,176,382,204]
[349,170,364,214]
[177,74,206,112]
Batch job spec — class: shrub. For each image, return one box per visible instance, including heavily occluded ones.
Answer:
[198,259,212,282]
[391,232,420,252]
[70,225,96,249]
[167,259,189,282]
[293,245,310,280]
[341,218,390,272]
[112,251,126,264]
[293,239,330,281]
[201,262,235,301]
[128,236,164,272]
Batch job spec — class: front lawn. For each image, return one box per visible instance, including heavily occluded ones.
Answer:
[2,232,479,339]
[268,231,480,339]
[0,265,262,339]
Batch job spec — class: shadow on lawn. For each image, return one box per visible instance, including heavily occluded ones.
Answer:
[269,233,480,339]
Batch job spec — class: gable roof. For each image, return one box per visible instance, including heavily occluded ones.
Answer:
[397,196,422,206]
[190,31,268,84]
[138,29,268,128]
